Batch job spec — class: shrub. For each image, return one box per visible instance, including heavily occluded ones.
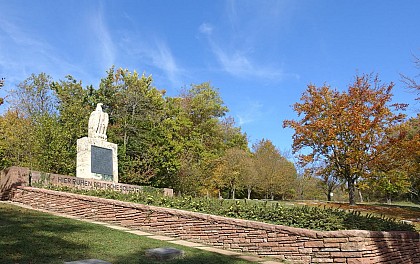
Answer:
[44,186,415,232]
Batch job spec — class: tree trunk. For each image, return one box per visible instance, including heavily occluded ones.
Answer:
[247,188,251,199]
[386,193,392,204]
[358,189,364,203]
[327,192,332,201]
[232,188,235,200]
[348,178,356,205]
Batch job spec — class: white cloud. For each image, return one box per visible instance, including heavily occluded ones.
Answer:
[198,19,284,79]
[199,23,213,35]
[198,1,300,82]
[89,5,116,69]
[120,32,185,88]
[199,24,285,80]
[152,40,185,86]
[237,101,263,126]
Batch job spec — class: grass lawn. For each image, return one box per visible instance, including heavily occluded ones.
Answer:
[0,203,255,264]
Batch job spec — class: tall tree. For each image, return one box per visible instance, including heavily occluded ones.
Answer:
[213,147,255,199]
[167,83,239,195]
[97,68,170,185]
[7,73,64,173]
[283,74,406,205]
[252,139,297,200]
[51,76,93,174]
[9,73,57,117]
[0,110,34,169]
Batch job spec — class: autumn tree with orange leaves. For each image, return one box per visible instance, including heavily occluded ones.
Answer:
[283,74,406,205]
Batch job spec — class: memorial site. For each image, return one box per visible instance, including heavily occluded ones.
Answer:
[1,1,420,264]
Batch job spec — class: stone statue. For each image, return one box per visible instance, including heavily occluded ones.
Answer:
[88,103,109,140]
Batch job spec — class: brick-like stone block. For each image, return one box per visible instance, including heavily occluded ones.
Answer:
[304,240,324,248]
[323,237,348,243]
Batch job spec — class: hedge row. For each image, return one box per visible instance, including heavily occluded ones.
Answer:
[43,185,415,232]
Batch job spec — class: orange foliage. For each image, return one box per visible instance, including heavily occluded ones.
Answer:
[283,74,406,205]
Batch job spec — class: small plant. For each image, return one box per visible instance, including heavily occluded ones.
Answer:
[43,185,415,232]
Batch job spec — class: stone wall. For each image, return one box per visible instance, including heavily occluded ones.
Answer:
[0,166,173,197]
[9,186,420,264]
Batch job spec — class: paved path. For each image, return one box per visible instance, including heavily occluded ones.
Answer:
[3,201,284,264]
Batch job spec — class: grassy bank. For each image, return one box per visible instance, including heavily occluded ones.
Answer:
[0,202,254,264]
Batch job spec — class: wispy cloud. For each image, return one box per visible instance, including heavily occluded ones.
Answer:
[151,40,185,86]
[199,22,286,80]
[236,100,263,126]
[120,31,186,88]
[89,5,116,69]
[0,11,105,96]
[198,0,300,81]
[198,23,213,35]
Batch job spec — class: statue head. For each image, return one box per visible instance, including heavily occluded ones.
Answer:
[96,103,103,111]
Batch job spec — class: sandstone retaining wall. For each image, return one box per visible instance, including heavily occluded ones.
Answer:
[9,186,420,264]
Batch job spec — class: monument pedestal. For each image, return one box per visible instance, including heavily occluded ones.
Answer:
[76,137,118,182]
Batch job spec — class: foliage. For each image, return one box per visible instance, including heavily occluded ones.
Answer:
[295,171,325,200]
[1,68,299,198]
[44,185,415,232]
[306,162,344,201]
[252,139,297,200]
[283,74,406,205]
[212,147,256,199]
[164,83,247,195]
[9,73,57,117]
[361,115,420,202]
[0,110,34,169]
[97,68,172,185]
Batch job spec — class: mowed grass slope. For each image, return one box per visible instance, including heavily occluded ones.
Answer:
[0,203,254,264]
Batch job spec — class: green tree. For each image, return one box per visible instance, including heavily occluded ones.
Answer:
[283,74,406,205]
[296,170,324,200]
[9,73,57,117]
[167,83,234,195]
[305,161,343,201]
[97,68,170,185]
[0,110,34,169]
[252,139,297,200]
[7,73,63,173]
[213,147,255,199]
[50,76,93,174]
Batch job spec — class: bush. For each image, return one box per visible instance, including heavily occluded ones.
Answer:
[44,186,415,232]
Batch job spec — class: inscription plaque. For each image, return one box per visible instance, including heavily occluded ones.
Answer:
[91,145,113,176]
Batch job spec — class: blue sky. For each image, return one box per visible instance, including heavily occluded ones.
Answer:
[0,0,419,152]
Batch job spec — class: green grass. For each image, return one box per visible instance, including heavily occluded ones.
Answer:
[0,202,255,264]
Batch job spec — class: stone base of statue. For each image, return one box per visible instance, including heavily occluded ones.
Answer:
[76,137,118,182]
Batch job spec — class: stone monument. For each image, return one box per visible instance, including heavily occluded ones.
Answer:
[76,103,118,182]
